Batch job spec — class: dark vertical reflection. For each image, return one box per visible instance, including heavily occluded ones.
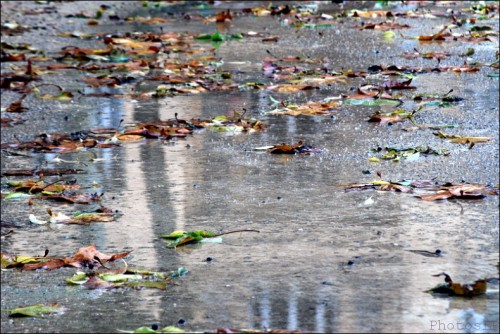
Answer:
[244,282,342,332]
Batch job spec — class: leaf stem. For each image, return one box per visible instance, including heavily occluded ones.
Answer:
[212,229,260,237]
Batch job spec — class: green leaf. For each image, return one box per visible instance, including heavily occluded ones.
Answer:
[344,98,402,106]
[95,9,103,19]
[4,192,32,200]
[1,254,42,269]
[382,31,396,39]
[126,280,169,290]
[2,304,65,317]
[195,34,212,40]
[161,326,185,333]
[162,230,185,239]
[133,326,158,333]
[162,229,257,248]
[196,32,243,43]
[302,23,336,28]
[470,25,492,31]
[212,115,228,121]
[66,272,89,285]
[170,267,188,278]
[211,32,224,41]
[53,92,74,101]
[268,95,280,105]
[67,270,178,290]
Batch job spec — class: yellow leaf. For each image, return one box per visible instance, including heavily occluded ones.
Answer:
[372,180,390,185]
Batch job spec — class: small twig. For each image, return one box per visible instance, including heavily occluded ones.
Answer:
[93,256,110,269]
[266,49,279,59]
[212,229,260,238]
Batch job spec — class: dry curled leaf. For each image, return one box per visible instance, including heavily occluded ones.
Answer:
[420,183,498,201]
[4,245,133,271]
[427,273,487,297]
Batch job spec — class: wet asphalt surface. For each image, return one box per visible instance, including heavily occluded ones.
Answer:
[1,1,499,333]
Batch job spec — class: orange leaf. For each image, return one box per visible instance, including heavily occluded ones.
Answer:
[116,134,144,142]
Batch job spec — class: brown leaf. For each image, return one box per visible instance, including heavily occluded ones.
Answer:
[1,117,26,127]
[216,10,232,22]
[269,100,340,116]
[449,280,487,296]
[431,273,487,297]
[420,184,498,201]
[6,93,29,113]
[346,86,394,99]
[269,141,305,154]
[116,134,144,142]
[22,258,67,271]
[8,180,81,193]
[262,36,280,42]
[343,183,378,192]
[357,21,410,31]
[420,190,454,201]
[83,274,120,289]
[1,53,26,61]
[37,193,103,204]
[444,184,497,198]
[22,245,132,271]
[417,26,450,41]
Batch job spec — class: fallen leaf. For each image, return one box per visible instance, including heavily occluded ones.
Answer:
[427,273,487,297]
[8,245,133,271]
[266,83,318,93]
[216,9,232,22]
[380,78,416,90]
[356,21,410,31]
[433,131,491,145]
[67,267,185,290]
[162,229,259,248]
[268,100,340,116]
[266,141,321,154]
[1,303,65,317]
[420,183,498,201]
